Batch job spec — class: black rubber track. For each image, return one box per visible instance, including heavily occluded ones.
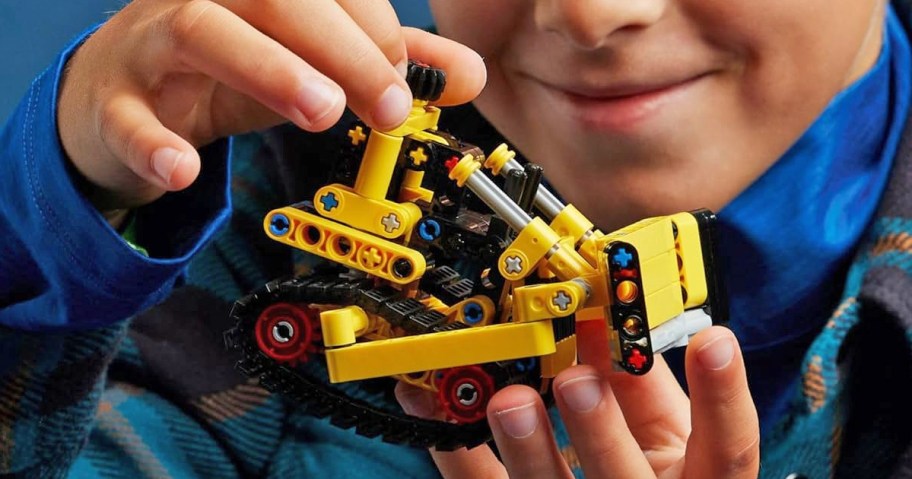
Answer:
[224,274,551,451]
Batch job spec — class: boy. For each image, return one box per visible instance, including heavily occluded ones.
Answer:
[1,1,910,478]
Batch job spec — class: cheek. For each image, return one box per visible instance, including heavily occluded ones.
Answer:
[430,0,538,149]
[428,0,521,58]
[471,72,531,152]
[685,0,880,111]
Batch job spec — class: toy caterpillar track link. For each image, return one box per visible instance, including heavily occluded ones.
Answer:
[225,61,727,449]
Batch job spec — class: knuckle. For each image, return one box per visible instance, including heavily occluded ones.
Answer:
[124,123,154,170]
[96,100,124,155]
[712,379,755,414]
[474,463,507,479]
[245,0,279,17]
[721,435,760,476]
[244,43,291,85]
[345,42,378,74]
[586,444,621,466]
[162,0,216,52]
[372,24,406,62]
[338,50,386,101]
[234,46,273,80]
[342,45,399,103]
[97,97,154,170]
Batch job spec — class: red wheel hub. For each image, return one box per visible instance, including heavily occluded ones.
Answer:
[436,365,495,424]
[254,303,321,365]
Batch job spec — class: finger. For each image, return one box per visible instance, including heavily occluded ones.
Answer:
[151,1,345,133]
[96,93,201,196]
[336,0,408,71]
[394,383,506,479]
[683,327,760,479]
[432,443,507,479]
[576,319,692,448]
[221,0,412,130]
[207,83,287,139]
[402,28,487,105]
[576,317,618,374]
[394,381,444,420]
[148,71,289,143]
[553,366,657,479]
[485,385,574,479]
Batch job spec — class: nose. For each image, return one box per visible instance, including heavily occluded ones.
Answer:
[533,0,666,50]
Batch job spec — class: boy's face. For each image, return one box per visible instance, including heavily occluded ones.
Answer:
[429,0,885,228]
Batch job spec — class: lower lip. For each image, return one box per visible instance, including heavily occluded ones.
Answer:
[547,75,707,133]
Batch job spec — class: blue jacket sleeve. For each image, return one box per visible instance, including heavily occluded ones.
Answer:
[0,24,231,331]
[0,25,231,476]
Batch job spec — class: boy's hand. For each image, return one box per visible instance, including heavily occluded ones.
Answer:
[57,0,486,215]
[396,324,760,479]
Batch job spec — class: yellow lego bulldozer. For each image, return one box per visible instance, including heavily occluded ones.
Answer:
[224,61,727,450]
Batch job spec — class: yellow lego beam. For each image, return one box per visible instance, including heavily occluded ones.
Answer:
[670,212,710,309]
[324,321,557,382]
[264,207,426,284]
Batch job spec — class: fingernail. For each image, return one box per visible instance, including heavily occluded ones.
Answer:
[697,336,734,371]
[495,402,538,439]
[558,375,602,413]
[398,389,436,418]
[372,84,412,130]
[395,60,409,79]
[151,147,182,186]
[296,79,340,127]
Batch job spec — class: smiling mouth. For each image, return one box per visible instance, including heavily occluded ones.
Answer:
[538,73,712,133]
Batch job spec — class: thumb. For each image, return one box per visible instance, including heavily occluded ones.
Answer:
[89,93,201,209]
[395,382,508,479]
[401,28,487,106]
[683,326,760,479]
[394,381,443,419]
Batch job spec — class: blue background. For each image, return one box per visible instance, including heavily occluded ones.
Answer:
[0,1,433,122]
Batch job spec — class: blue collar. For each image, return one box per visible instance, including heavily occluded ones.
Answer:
[715,6,912,431]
